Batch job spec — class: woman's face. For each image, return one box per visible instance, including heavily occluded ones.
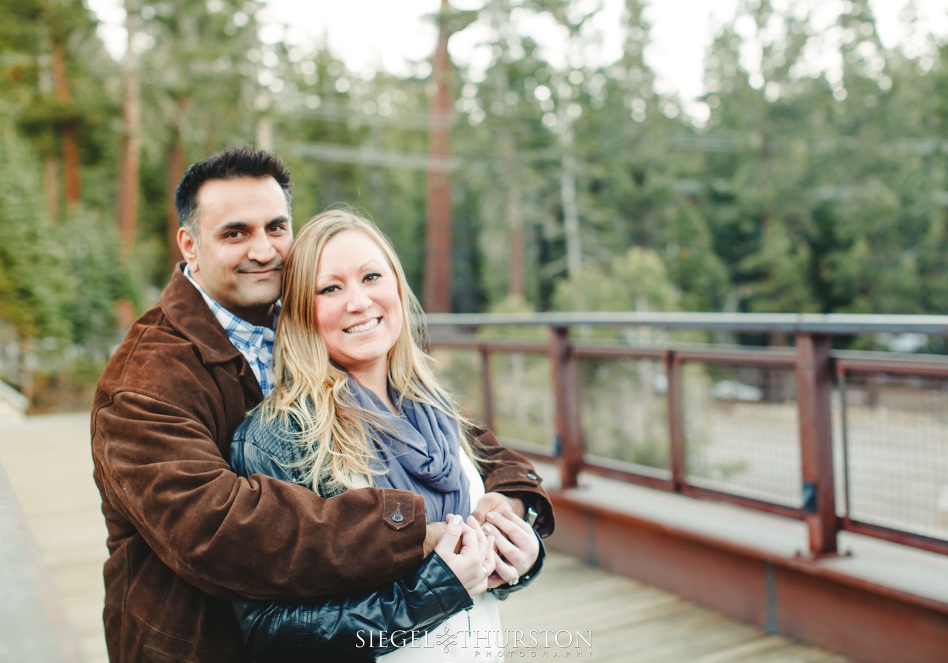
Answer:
[313,229,403,383]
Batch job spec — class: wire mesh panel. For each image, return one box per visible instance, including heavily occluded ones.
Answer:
[487,352,556,454]
[682,363,802,507]
[578,357,670,474]
[430,347,555,454]
[430,347,485,420]
[839,372,948,540]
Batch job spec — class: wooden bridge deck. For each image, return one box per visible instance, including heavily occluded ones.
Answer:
[0,413,849,662]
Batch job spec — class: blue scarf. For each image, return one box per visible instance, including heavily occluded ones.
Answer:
[347,377,471,523]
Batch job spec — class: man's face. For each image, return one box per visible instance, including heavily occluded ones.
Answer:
[177,176,293,326]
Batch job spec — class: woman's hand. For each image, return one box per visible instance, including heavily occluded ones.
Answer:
[472,492,525,522]
[434,514,496,596]
[480,510,540,588]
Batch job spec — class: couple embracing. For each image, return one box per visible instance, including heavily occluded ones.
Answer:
[91,147,553,662]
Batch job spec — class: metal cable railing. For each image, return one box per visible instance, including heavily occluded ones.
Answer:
[426,312,948,557]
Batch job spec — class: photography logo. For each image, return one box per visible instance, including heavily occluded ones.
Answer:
[357,625,594,657]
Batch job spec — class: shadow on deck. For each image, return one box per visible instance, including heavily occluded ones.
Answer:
[1,413,848,662]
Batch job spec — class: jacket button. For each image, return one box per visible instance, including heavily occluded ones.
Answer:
[526,472,538,481]
[391,513,404,523]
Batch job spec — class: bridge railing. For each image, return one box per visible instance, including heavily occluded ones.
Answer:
[425,312,948,558]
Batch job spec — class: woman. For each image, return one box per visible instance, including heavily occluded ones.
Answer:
[230,209,547,661]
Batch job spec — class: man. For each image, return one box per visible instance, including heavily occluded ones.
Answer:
[91,146,552,662]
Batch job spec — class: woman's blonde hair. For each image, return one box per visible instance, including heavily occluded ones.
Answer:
[259,208,475,494]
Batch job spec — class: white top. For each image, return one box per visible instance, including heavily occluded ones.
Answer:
[380,452,503,661]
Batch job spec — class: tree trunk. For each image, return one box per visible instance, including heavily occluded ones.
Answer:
[423,0,454,313]
[166,127,186,268]
[256,113,273,152]
[503,131,524,298]
[44,157,59,223]
[117,0,141,258]
[560,116,582,277]
[50,41,80,207]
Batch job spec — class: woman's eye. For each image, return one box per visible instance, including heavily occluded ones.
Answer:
[365,273,381,283]
[318,285,339,295]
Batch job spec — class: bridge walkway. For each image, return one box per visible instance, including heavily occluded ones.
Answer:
[0,413,848,662]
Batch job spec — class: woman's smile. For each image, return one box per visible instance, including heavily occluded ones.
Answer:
[344,317,381,334]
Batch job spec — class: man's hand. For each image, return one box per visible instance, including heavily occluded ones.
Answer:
[472,492,525,525]
[426,490,523,556]
[423,521,447,557]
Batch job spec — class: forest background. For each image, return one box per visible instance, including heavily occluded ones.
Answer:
[0,0,946,411]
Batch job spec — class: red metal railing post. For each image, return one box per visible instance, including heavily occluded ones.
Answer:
[550,325,583,488]
[666,351,687,492]
[478,344,495,432]
[795,333,838,556]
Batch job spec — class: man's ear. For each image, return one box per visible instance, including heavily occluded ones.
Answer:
[178,227,198,269]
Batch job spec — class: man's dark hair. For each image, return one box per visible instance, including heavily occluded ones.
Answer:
[174,146,292,235]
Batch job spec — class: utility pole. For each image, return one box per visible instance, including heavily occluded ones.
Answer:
[487,0,525,299]
[424,0,454,313]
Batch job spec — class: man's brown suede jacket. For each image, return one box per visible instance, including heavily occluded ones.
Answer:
[91,266,552,662]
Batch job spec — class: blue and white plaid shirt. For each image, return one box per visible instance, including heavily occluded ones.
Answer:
[184,266,279,397]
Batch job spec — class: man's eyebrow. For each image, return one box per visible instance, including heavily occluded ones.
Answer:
[216,217,288,233]
[217,220,249,233]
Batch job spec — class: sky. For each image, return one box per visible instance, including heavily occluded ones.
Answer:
[88,0,947,105]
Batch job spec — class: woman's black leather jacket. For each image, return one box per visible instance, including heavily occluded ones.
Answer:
[230,411,475,661]
[232,551,472,662]
[229,406,545,661]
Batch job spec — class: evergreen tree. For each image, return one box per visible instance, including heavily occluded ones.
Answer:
[551,246,679,313]
[0,116,70,340]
